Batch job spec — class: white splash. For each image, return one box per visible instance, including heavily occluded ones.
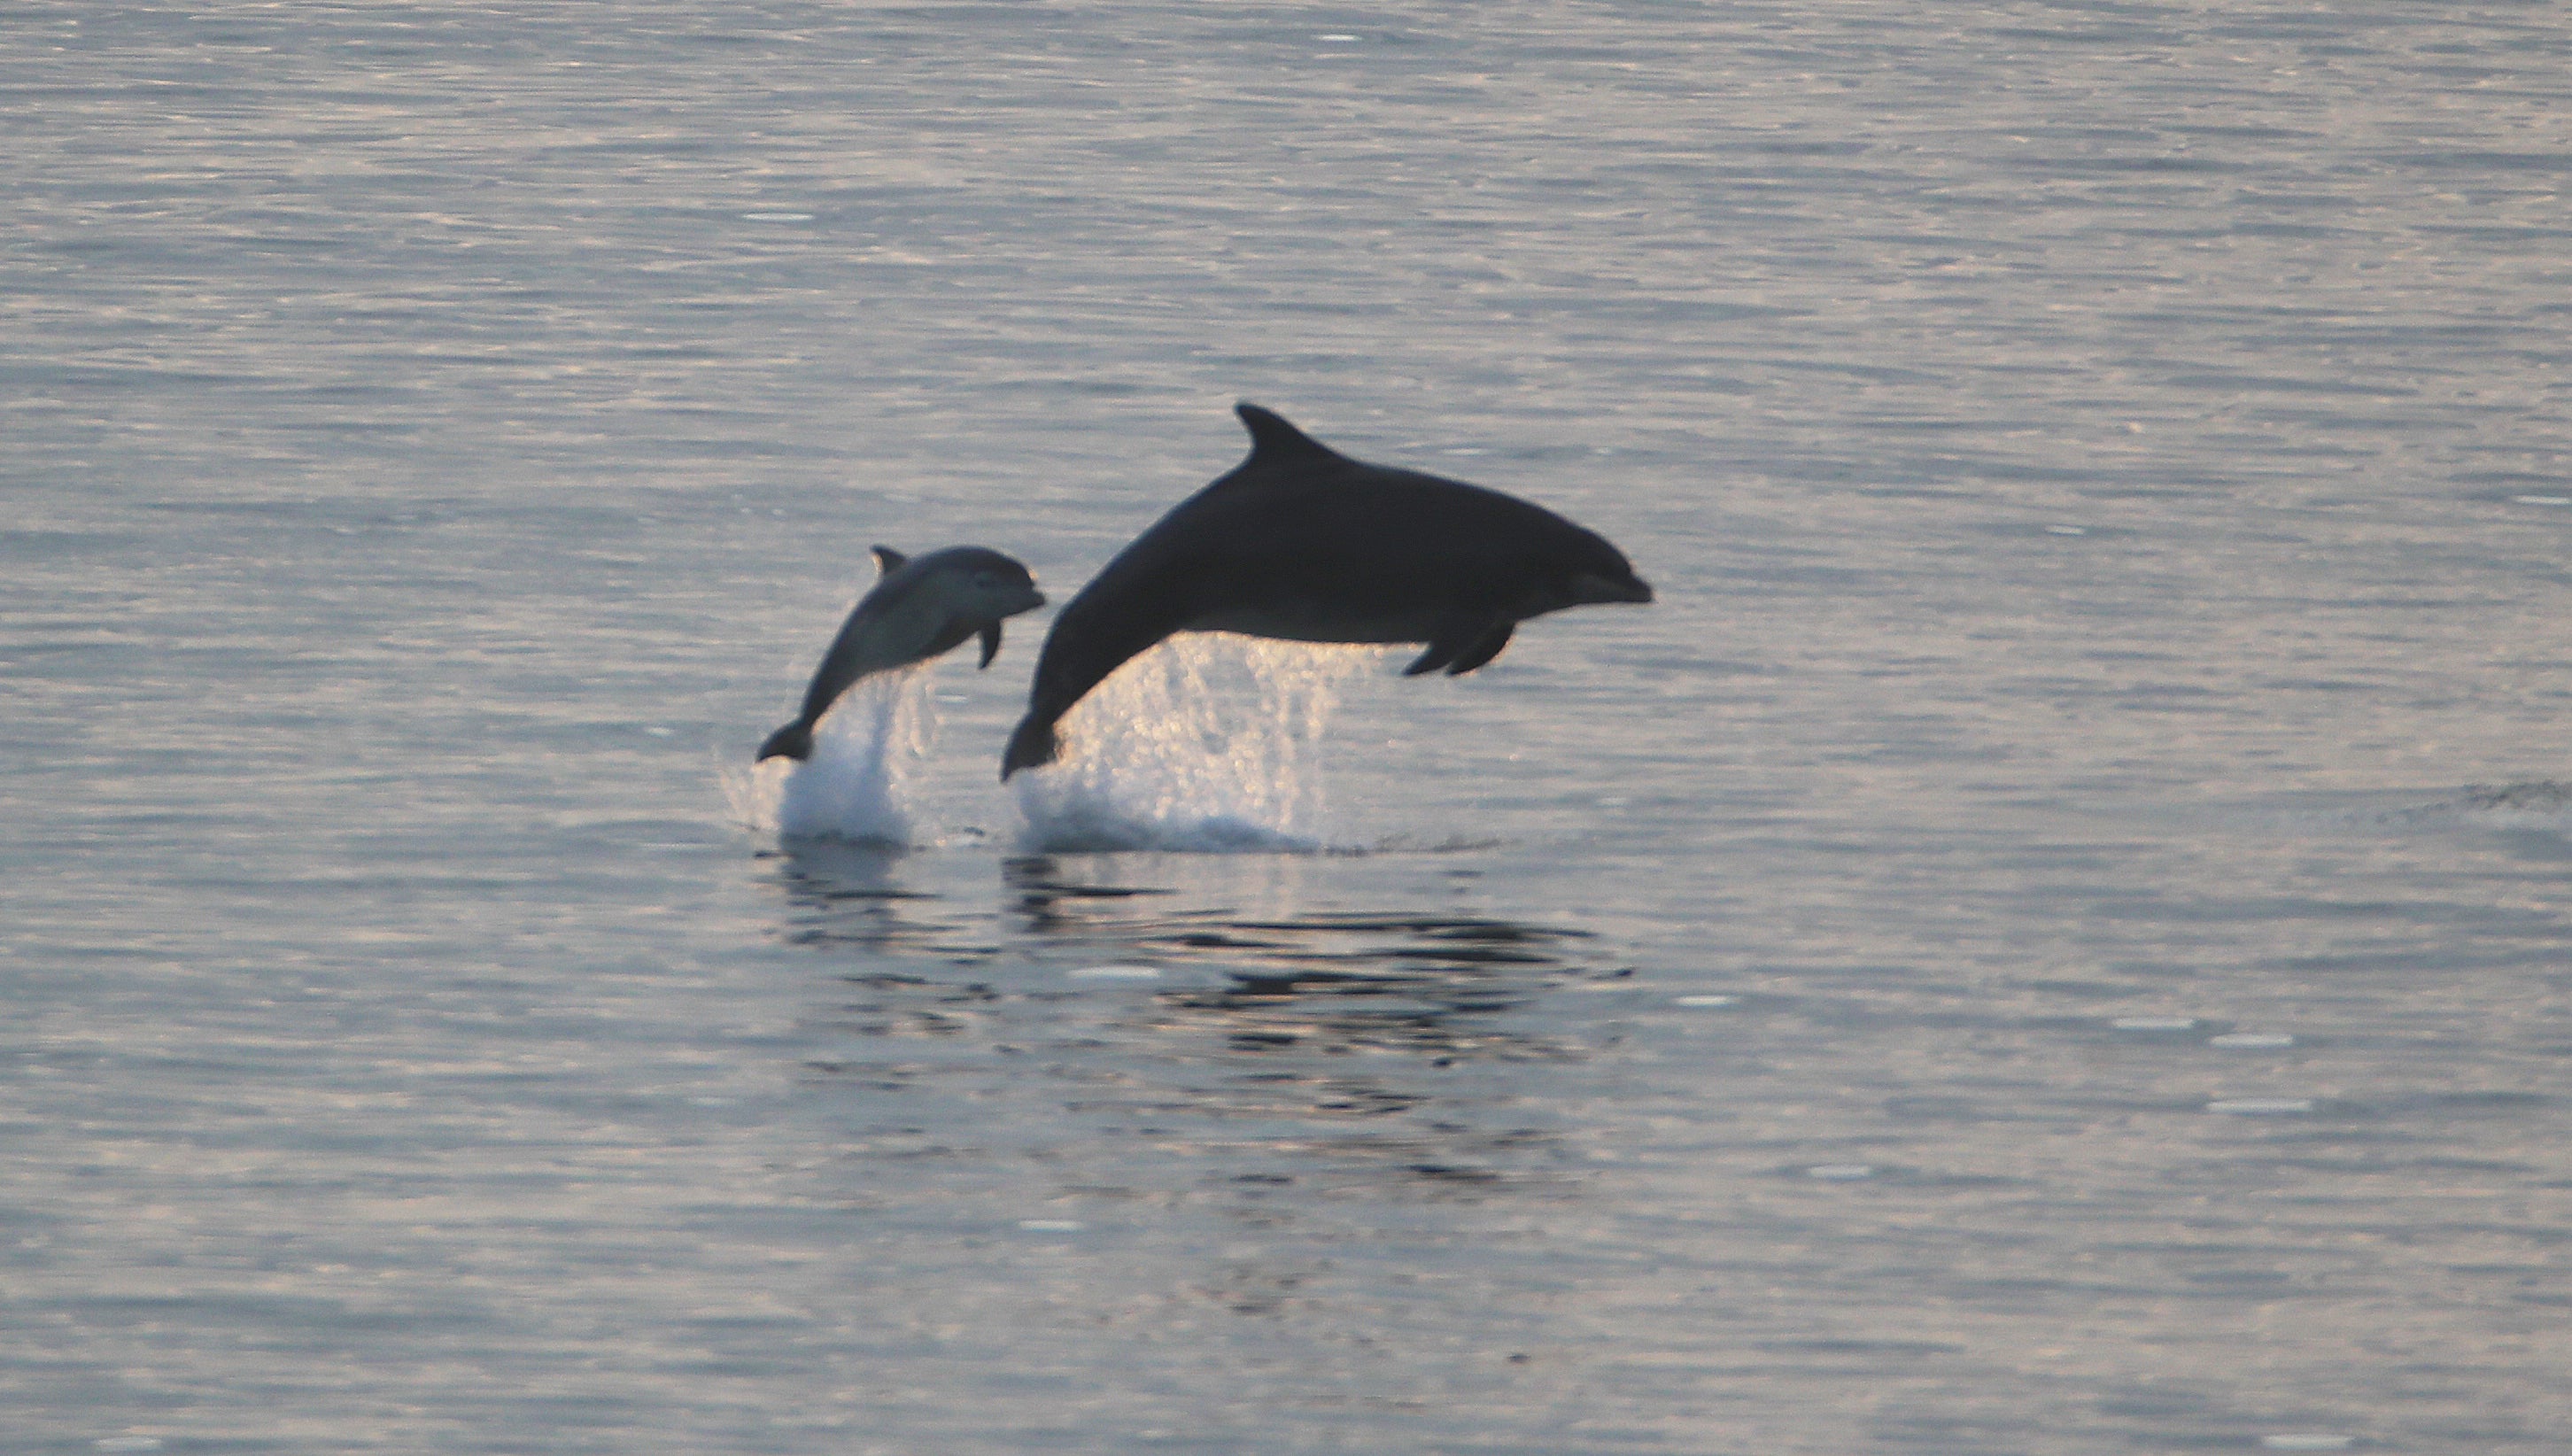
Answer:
[1011,635,1380,853]
[724,666,937,846]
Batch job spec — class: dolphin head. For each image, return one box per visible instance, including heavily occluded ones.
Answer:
[924,546,1047,619]
[1528,531,1653,616]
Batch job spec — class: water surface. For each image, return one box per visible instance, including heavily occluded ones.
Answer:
[5,4,2568,1452]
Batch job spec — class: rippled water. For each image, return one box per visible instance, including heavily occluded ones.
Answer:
[6,4,2569,1452]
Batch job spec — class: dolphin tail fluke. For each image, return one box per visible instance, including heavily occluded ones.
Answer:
[757,721,815,763]
[1000,715,1058,780]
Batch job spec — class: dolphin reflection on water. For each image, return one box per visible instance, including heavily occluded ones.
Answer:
[773,848,1620,1057]
[768,849,1630,1189]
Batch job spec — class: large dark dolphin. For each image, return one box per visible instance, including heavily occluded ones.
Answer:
[1000,404,1652,778]
[759,545,1044,763]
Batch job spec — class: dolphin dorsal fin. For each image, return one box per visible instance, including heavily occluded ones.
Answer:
[1235,403,1338,465]
[870,545,908,576]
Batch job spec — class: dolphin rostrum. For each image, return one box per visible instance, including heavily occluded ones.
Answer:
[1000,404,1652,778]
[759,545,1045,763]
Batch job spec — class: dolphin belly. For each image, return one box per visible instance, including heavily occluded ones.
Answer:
[1185,602,1458,645]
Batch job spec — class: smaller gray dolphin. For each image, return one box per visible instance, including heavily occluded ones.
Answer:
[759,545,1045,763]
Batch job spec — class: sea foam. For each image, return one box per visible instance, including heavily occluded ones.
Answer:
[726,665,936,846]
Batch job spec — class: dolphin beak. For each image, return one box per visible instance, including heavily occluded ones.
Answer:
[1572,570,1653,605]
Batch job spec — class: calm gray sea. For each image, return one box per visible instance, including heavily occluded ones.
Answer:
[5,3,2568,1452]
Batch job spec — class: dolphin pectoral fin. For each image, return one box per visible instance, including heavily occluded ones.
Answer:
[1444,622,1515,676]
[870,546,907,577]
[1403,617,1505,677]
[978,622,1003,670]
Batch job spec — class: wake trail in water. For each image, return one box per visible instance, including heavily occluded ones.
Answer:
[1011,636,1383,854]
[724,666,937,846]
[2398,780,2572,833]
[2209,779,2572,839]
